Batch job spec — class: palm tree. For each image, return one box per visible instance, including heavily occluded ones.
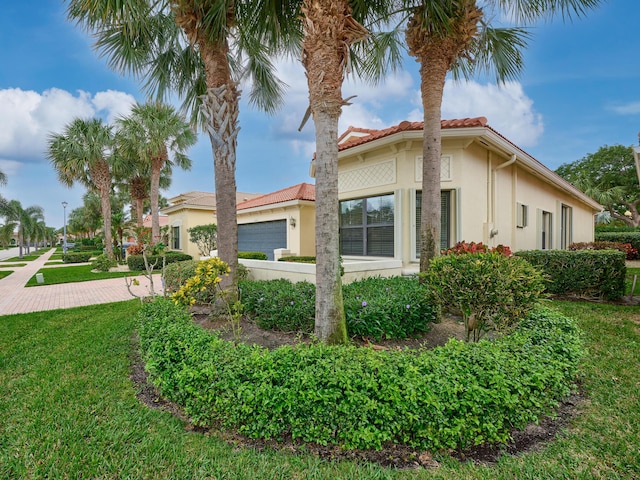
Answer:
[299,0,399,344]
[403,0,602,270]
[67,0,288,285]
[0,200,44,259]
[116,102,196,243]
[0,167,7,209]
[47,118,117,259]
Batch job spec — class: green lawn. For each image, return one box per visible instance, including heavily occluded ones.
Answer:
[3,248,53,262]
[0,263,26,267]
[0,270,13,280]
[25,264,144,286]
[0,300,638,478]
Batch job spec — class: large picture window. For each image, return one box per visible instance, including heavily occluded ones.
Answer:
[340,194,394,257]
[416,190,451,256]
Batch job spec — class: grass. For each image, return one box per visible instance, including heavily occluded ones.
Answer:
[25,264,144,287]
[625,267,640,296]
[0,270,13,279]
[0,300,638,478]
[0,263,26,267]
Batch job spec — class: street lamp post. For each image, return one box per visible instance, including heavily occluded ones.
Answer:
[62,201,68,255]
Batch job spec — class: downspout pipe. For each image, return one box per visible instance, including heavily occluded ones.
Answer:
[490,154,517,239]
[496,154,517,171]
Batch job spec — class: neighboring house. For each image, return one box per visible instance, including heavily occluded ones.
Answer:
[162,185,316,260]
[162,190,263,259]
[237,183,316,260]
[311,117,600,274]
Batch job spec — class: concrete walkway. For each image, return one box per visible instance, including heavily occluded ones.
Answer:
[0,248,154,316]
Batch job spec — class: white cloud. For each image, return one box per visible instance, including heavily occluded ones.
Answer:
[0,87,136,166]
[609,101,640,115]
[93,90,136,122]
[441,80,544,146]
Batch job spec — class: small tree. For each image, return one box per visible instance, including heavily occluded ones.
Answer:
[188,224,218,257]
[423,252,546,342]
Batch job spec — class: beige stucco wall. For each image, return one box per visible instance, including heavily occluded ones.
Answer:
[167,207,216,259]
[336,134,597,270]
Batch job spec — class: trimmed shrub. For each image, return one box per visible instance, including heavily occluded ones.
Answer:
[63,252,92,263]
[515,249,626,300]
[343,276,437,340]
[240,276,437,339]
[127,252,192,271]
[91,253,117,272]
[278,256,317,263]
[238,252,269,260]
[163,260,199,293]
[423,253,545,341]
[137,299,583,451]
[595,231,640,255]
[238,251,268,260]
[569,241,638,260]
[240,279,316,332]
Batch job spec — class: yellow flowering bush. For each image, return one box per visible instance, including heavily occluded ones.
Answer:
[172,258,230,306]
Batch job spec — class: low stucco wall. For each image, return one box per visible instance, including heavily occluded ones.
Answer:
[239,258,404,285]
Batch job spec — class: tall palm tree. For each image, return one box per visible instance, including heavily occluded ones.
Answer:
[67,0,288,284]
[403,0,602,270]
[299,0,399,344]
[0,200,44,259]
[47,118,117,259]
[116,101,196,243]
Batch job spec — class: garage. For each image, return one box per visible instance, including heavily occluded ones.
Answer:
[238,220,287,260]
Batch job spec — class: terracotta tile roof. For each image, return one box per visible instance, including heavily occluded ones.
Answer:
[237,183,315,210]
[338,117,488,150]
[167,191,263,209]
[142,214,169,228]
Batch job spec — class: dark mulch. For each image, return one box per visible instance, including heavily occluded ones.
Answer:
[130,314,586,470]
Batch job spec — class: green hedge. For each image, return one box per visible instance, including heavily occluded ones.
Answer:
[62,252,92,263]
[240,277,436,340]
[515,250,626,300]
[137,299,583,451]
[238,251,268,260]
[278,256,317,263]
[127,252,193,271]
[595,231,640,253]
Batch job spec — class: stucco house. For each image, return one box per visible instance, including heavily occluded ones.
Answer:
[162,191,263,259]
[161,186,315,260]
[319,116,600,274]
[164,117,600,278]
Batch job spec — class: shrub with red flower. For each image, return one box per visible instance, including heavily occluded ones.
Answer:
[443,241,512,256]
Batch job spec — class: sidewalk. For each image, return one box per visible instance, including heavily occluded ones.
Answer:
[0,248,154,316]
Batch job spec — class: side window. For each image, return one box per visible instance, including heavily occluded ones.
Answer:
[171,226,180,250]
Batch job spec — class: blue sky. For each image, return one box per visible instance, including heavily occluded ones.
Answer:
[1,1,639,229]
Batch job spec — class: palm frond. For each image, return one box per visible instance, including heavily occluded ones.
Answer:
[453,26,530,83]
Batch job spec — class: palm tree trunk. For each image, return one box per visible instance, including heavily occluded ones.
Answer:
[313,108,347,344]
[150,155,163,244]
[302,0,360,345]
[174,5,240,288]
[418,56,448,271]
[98,186,114,259]
[135,198,144,227]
